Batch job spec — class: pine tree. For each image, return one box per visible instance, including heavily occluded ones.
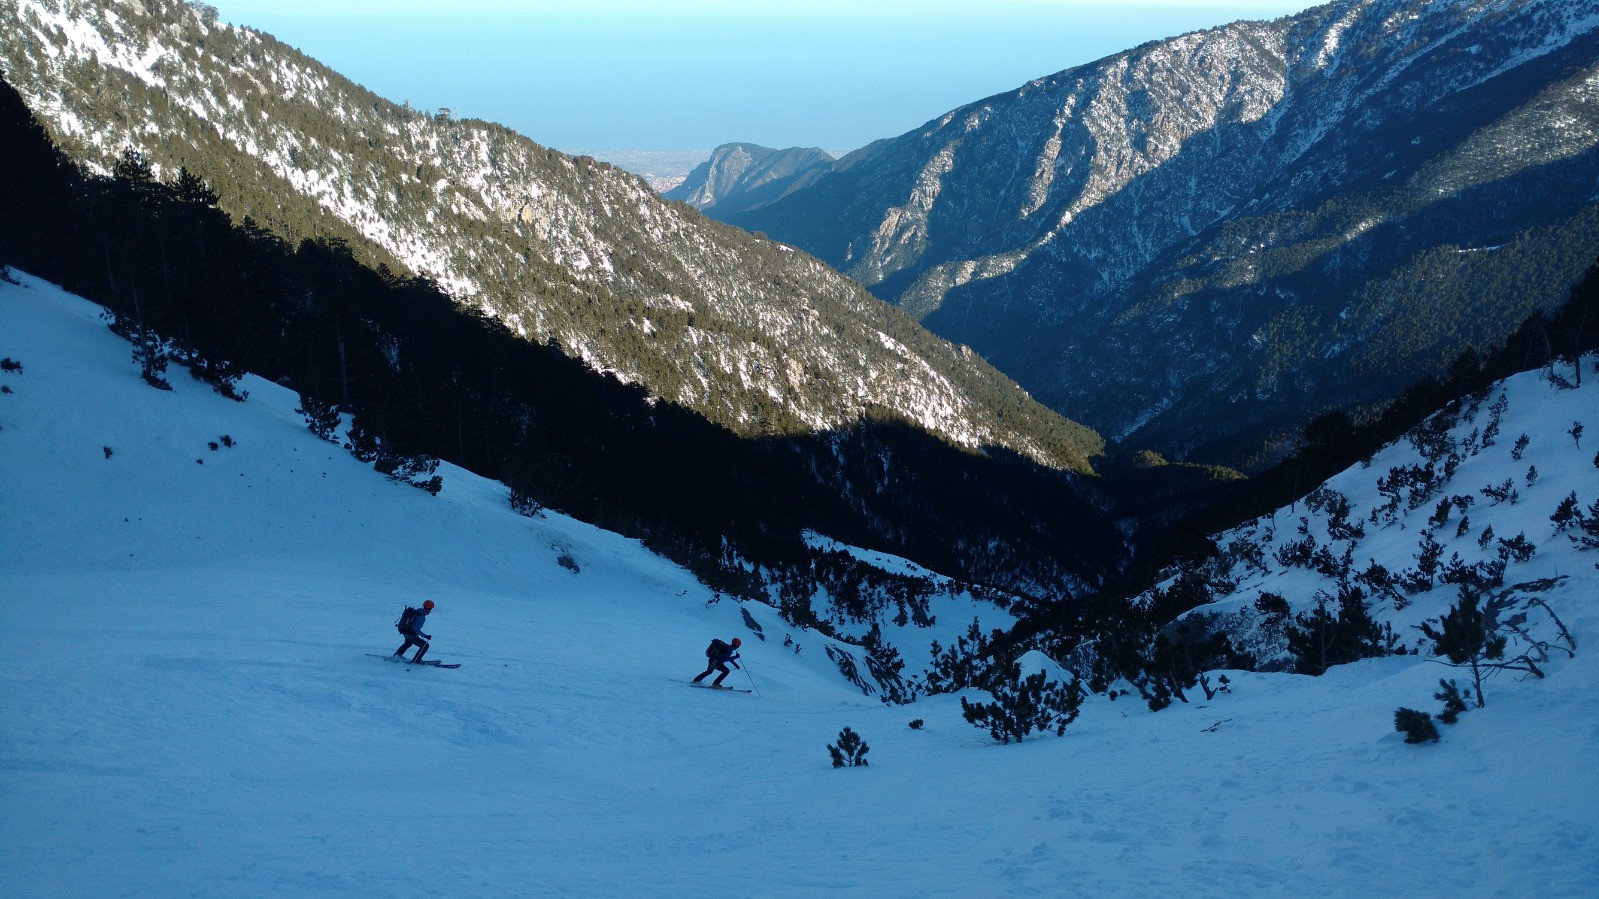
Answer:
[960,667,1085,744]
[1419,589,1506,708]
[1433,679,1469,724]
[826,727,869,768]
[1394,707,1440,743]
[296,393,341,443]
[1285,586,1387,675]
[1551,492,1581,534]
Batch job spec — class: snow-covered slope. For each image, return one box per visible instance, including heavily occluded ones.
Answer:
[3,274,1597,896]
[1137,353,1599,668]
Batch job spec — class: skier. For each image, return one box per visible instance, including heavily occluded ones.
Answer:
[394,599,435,663]
[692,636,742,688]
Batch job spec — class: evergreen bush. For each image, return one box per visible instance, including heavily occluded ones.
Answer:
[1254,591,1290,623]
[296,394,341,443]
[1434,679,1469,724]
[827,726,869,768]
[1394,707,1440,743]
[1285,585,1388,675]
[960,669,1085,744]
[1420,589,1506,708]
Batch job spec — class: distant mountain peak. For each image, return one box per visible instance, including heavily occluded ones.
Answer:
[664,143,835,216]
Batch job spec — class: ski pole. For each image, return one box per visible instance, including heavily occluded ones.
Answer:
[741,660,762,697]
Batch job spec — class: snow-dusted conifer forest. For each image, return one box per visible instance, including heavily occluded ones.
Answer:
[4,271,1597,895]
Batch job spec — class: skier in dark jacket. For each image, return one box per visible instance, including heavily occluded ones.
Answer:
[692,637,742,687]
[394,599,435,662]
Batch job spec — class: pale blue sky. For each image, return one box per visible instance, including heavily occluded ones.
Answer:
[204,1,1325,155]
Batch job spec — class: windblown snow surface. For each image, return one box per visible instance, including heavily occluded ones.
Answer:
[2,271,1597,897]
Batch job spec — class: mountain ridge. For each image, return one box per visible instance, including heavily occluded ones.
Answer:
[664,142,835,217]
[713,0,1599,467]
[0,0,1100,472]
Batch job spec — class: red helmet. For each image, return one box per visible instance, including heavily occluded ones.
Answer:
[730,637,741,648]
[422,599,435,610]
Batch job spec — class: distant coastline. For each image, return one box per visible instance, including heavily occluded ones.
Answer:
[573,148,713,192]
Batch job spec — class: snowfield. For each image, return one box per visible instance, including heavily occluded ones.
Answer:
[2,271,1596,896]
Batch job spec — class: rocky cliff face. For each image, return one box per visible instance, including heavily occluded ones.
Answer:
[664,143,834,218]
[728,0,1599,466]
[0,0,1101,471]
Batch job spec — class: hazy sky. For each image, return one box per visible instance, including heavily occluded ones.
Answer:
[203,1,1325,155]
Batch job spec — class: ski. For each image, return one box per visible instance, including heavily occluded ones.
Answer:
[687,682,752,694]
[367,653,460,669]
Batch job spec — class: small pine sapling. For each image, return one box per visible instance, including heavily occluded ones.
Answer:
[1355,561,1408,610]
[1496,534,1536,563]
[131,333,172,391]
[908,719,924,730]
[103,446,113,459]
[1570,421,1585,449]
[1525,465,1538,486]
[1511,434,1529,460]
[1551,492,1581,534]
[1434,679,1469,724]
[297,394,341,443]
[1482,395,1506,446]
[1394,708,1440,743]
[1480,479,1517,505]
[1585,500,1599,550]
[827,726,869,768]
[1416,529,1443,577]
[1428,499,1452,528]
[509,483,543,517]
[926,618,999,694]
[1144,677,1175,712]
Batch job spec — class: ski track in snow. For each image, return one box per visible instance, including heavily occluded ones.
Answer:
[1,271,1597,896]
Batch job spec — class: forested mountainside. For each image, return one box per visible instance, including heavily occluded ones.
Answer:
[722,0,1599,468]
[1016,261,1599,662]
[0,0,1101,472]
[664,143,835,218]
[0,72,1129,604]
